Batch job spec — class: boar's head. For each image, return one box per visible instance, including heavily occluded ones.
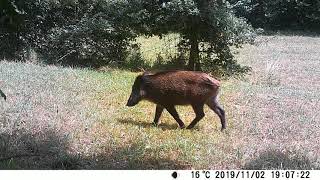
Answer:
[126,75,147,107]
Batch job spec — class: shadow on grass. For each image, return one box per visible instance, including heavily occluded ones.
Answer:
[0,130,80,170]
[117,118,181,131]
[0,129,190,169]
[91,142,191,169]
[243,150,318,170]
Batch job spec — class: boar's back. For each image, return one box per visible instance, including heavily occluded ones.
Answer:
[142,71,220,105]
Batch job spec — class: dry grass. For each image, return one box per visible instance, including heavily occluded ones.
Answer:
[0,35,320,169]
[225,35,320,169]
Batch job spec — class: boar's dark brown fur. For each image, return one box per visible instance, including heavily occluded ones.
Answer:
[126,70,226,130]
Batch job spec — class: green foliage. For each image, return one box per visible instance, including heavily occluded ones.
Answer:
[41,12,132,67]
[0,0,24,60]
[1,0,136,66]
[35,0,138,67]
[229,0,320,30]
[1,0,255,76]
[0,0,24,31]
[127,0,255,76]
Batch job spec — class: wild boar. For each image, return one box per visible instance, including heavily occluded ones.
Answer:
[126,71,226,131]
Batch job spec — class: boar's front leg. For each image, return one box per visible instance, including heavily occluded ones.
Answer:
[153,104,164,126]
[165,105,186,129]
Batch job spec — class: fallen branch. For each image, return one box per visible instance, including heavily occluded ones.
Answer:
[56,50,76,63]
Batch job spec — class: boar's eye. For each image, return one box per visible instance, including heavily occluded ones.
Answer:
[136,75,143,83]
[140,75,151,84]
[131,75,142,90]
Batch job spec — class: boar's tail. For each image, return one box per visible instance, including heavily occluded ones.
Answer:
[204,75,220,88]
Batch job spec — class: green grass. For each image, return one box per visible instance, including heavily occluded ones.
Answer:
[0,35,320,169]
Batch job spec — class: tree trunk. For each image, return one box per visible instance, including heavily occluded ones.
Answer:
[188,35,200,71]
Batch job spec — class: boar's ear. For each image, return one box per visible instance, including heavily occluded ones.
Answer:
[140,74,152,85]
[142,71,153,76]
[136,74,142,79]
[138,67,145,73]
[135,74,147,86]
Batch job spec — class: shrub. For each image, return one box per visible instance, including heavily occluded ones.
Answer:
[229,0,320,31]
[1,0,136,67]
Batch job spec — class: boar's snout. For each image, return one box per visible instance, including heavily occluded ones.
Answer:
[127,74,146,107]
[126,93,140,107]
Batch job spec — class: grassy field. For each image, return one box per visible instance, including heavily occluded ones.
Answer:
[0,35,320,169]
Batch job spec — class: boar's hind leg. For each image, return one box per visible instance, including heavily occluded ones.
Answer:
[186,104,205,129]
[206,96,226,131]
[165,105,185,129]
[153,104,164,126]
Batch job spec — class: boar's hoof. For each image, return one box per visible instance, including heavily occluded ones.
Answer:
[180,125,186,129]
[151,122,158,127]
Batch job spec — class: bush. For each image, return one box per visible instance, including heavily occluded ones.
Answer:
[0,0,25,60]
[229,0,320,31]
[1,0,136,67]
[41,15,131,67]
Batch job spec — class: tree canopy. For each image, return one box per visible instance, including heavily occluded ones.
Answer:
[1,0,256,77]
[229,0,320,30]
[121,0,255,76]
